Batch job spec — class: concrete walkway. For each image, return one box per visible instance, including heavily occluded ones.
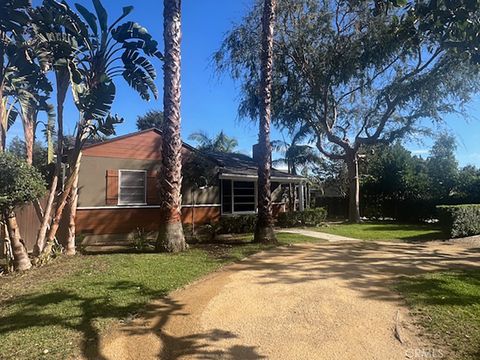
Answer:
[280,228,359,242]
[99,240,480,360]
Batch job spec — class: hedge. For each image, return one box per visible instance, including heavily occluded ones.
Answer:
[437,204,480,238]
[276,207,328,228]
[214,214,257,234]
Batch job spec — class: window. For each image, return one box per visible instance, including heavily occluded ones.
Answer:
[118,170,146,205]
[221,179,256,214]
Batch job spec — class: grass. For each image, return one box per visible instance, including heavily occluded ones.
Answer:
[314,221,446,242]
[0,232,321,360]
[396,270,480,360]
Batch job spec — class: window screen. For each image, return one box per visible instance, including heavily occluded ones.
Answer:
[118,170,146,205]
[222,179,256,214]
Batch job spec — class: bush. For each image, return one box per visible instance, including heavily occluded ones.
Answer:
[437,204,480,238]
[277,208,327,228]
[0,152,46,212]
[215,215,257,234]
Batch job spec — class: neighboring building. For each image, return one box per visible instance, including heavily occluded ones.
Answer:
[75,128,306,243]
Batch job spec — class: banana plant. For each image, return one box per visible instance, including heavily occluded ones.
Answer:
[0,0,31,151]
[39,0,162,259]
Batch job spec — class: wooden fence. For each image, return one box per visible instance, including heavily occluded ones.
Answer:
[1,196,69,255]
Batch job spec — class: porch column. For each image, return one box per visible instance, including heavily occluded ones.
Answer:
[299,183,305,211]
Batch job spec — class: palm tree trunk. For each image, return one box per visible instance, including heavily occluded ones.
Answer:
[4,210,32,271]
[156,0,186,252]
[254,0,277,244]
[0,89,6,152]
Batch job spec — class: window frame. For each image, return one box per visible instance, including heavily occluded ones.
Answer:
[221,179,257,215]
[117,169,147,206]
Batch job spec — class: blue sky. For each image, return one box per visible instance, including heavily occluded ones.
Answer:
[9,0,480,167]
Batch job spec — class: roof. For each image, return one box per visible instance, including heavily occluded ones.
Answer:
[81,128,197,152]
[81,128,305,182]
[203,151,305,182]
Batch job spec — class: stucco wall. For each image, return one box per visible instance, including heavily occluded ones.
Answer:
[78,155,220,207]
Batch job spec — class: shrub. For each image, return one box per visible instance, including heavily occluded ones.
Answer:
[277,207,327,228]
[0,152,46,212]
[215,215,257,234]
[131,228,155,251]
[437,205,480,238]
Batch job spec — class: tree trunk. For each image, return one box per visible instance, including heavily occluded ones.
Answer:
[4,210,32,271]
[156,0,186,252]
[34,70,68,258]
[346,153,361,223]
[22,116,34,165]
[254,0,277,244]
[40,153,81,260]
[65,168,79,256]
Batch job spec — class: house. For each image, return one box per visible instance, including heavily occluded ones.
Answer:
[75,128,306,244]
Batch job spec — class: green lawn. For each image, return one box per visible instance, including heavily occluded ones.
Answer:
[396,270,480,360]
[0,232,320,360]
[315,221,446,242]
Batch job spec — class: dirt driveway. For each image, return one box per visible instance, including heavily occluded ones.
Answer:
[100,241,480,360]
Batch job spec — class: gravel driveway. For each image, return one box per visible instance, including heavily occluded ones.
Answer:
[100,240,480,360]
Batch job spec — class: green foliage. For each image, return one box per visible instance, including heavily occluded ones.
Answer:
[437,205,480,238]
[136,109,164,130]
[216,0,480,159]
[131,227,155,251]
[188,131,239,153]
[215,215,257,234]
[0,152,46,211]
[427,133,458,200]
[7,136,54,183]
[277,208,328,228]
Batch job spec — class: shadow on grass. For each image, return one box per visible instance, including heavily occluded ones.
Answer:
[0,279,266,359]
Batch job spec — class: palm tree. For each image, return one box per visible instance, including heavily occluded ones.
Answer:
[157,0,186,252]
[273,127,320,212]
[272,127,320,176]
[188,130,238,152]
[254,0,277,244]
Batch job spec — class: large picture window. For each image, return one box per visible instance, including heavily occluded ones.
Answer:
[118,170,146,205]
[221,179,256,214]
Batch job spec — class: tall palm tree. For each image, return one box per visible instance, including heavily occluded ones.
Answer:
[157,0,186,252]
[254,0,277,244]
[188,130,238,153]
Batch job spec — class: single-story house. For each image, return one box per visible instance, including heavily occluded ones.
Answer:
[75,128,306,243]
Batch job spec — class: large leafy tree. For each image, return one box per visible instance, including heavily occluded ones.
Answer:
[426,133,458,201]
[188,130,238,153]
[157,0,187,252]
[254,0,277,244]
[216,0,480,223]
[136,109,164,130]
